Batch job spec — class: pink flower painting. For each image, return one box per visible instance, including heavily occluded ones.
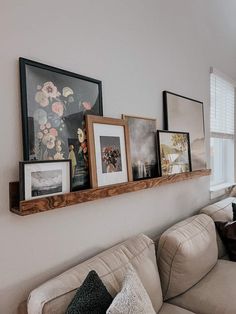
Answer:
[21,58,102,190]
[42,81,60,99]
[82,101,92,111]
[49,128,58,137]
[35,91,49,107]
[52,102,64,117]
[42,133,56,149]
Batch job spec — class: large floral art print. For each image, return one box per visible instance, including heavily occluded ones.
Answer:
[20,58,103,191]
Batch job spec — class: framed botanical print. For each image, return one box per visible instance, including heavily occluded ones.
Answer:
[19,58,103,191]
[157,130,192,176]
[163,91,206,171]
[122,115,159,180]
[19,160,72,201]
[86,115,132,187]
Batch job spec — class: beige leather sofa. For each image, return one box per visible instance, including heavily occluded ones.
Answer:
[19,199,236,314]
[19,234,193,314]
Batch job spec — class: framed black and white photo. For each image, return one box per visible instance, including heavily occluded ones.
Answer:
[19,160,72,201]
[163,91,206,171]
[86,115,132,187]
[19,58,103,191]
[122,115,159,180]
[157,130,192,176]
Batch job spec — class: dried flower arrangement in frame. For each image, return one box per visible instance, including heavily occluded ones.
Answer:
[86,115,132,187]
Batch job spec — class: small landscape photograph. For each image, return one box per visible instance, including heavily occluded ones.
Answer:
[158,131,191,175]
[31,169,62,197]
[100,136,122,173]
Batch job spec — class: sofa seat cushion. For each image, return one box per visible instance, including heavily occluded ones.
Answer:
[157,214,218,300]
[159,303,195,314]
[27,234,163,314]
[200,197,235,258]
[169,259,236,314]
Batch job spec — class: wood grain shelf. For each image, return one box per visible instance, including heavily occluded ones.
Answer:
[9,169,211,216]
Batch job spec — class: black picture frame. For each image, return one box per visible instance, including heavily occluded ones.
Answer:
[19,58,103,191]
[156,130,192,176]
[163,91,206,171]
[19,159,72,201]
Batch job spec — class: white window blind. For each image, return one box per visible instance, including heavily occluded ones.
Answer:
[210,73,235,139]
[210,70,235,188]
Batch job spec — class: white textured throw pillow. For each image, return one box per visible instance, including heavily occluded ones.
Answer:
[106,266,156,314]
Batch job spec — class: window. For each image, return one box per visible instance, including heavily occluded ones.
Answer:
[210,70,235,188]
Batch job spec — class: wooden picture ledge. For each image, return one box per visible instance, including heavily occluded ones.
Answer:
[9,169,211,216]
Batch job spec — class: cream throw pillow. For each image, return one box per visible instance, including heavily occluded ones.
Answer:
[106,266,156,314]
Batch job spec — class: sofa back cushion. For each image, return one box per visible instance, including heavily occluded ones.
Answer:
[27,234,163,314]
[157,214,218,300]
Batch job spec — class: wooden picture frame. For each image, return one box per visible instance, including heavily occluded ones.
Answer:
[122,115,159,180]
[86,115,132,187]
[163,91,206,171]
[19,57,103,191]
[156,130,192,176]
[19,159,72,201]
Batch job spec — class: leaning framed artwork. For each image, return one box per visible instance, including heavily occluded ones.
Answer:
[157,130,192,176]
[86,115,132,187]
[19,58,103,191]
[19,160,72,201]
[163,91,206,171]
[122,115,159,180]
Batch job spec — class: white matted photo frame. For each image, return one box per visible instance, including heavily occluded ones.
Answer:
[19,160,72,201]
[86,115,132,187]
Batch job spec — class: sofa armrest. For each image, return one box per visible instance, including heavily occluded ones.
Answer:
[200,197,234,221]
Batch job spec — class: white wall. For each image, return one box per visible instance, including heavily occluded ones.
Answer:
[1,1,236,312]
